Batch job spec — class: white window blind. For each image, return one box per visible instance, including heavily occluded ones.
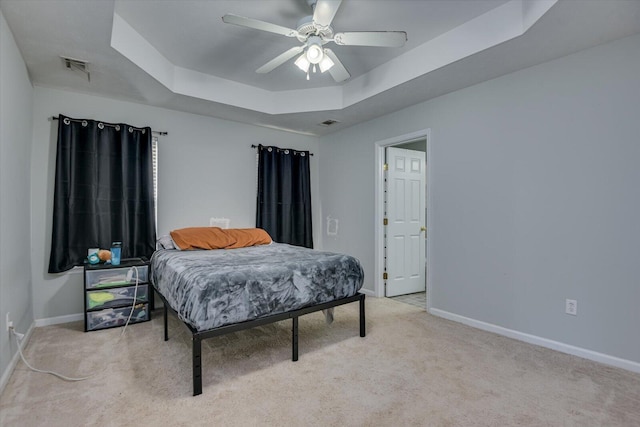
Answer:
[152,136,158,229]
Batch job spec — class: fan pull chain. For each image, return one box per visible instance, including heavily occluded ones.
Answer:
[313,64,317,73]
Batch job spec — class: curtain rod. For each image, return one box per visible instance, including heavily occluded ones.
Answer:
[250,144,313,156]
[50,116,168,136]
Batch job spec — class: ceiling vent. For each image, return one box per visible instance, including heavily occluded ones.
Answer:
[319,119,339,126]
[61,56,90,82]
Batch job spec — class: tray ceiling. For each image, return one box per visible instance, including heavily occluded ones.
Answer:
[2,0,640,135]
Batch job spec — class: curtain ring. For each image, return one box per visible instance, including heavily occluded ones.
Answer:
[300,152,306,157]
[142,129,146,134]
[63,118,70,125]
[81,120,88,127]
[98,123,104,129]
[267,147,272,152]
[115,125,120,131]
[129,127,134,133]
[284,150,290,154]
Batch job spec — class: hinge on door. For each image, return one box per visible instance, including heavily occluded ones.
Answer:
[383,272,388,280]
[383,218,388,226]
[383,163,388,171]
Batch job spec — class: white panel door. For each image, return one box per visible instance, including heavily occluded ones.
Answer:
[385,147,426,297]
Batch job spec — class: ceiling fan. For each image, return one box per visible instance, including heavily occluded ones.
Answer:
[222,0,407,82]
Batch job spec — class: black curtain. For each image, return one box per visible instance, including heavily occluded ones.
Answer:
[48,115,156,273]
[256,144,313,248]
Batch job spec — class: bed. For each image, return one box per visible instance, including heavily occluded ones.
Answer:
[150,240,366,395]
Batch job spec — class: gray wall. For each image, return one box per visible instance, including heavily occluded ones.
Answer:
[0,9,34,382]
[3,7,639,380]
[30,87,320,320]
[319,33,640,363]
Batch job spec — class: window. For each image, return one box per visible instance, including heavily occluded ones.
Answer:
[153,136,158,230]
[48,116,157,273]
[256,144,313,248]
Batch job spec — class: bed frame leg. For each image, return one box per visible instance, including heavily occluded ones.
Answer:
[163,303,169,341]
[292,316,299,362]
[193,336,202,396]
[359,294,366,337]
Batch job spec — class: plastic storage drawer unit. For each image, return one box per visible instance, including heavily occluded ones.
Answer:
[83,258,151,331]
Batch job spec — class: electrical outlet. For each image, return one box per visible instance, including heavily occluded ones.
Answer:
[6,312,13,331]
[565,299,577,316]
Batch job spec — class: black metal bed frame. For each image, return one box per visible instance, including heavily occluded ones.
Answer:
[158,292,366,396]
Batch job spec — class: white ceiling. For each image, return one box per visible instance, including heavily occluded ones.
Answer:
[2,0,640,136]
[114,0,510,91]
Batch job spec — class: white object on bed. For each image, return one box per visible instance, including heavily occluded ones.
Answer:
[156,235,177,250]
[209,217,230,229]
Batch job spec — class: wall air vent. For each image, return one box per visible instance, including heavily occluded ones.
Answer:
[61,56,91,82]
[319,119,339,126]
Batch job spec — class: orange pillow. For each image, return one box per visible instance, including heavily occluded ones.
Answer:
[170,227,235,250]
[225,228,272,249]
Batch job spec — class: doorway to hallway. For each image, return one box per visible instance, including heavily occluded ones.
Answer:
[374,129,431,311]
[388,291,427,309]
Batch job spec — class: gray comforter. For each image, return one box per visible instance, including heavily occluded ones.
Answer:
[150,243,364,331]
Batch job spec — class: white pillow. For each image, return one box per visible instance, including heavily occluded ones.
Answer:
[156,235,177,250]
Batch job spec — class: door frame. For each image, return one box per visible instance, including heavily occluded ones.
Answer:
[374,128,432,310]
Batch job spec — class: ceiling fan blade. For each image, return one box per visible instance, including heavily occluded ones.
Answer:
[333,31,407,47]
[256,46,304,73]
[313,0,342,28]
[222,14,299,38]
[324,49,350,83]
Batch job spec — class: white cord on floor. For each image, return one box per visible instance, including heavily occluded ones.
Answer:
[9,265,142,382]
[118,266,140,339]
[10,328,95,381]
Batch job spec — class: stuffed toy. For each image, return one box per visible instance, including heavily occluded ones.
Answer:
[98,249,112,262]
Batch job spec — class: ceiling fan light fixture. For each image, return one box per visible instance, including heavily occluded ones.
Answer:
[306,36,324,64]
[319,52,334,73]
[295,53,310,72]
[307,45,323,63]
[223,2,407,84]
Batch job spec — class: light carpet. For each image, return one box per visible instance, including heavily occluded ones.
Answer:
[1,297,639,426]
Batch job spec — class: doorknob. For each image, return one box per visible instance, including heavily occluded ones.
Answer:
[420,226,426,232]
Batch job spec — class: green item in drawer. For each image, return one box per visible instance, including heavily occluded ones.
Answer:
[88,292,115,309]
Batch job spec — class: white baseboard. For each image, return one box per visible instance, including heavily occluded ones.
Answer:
[429,308,640,374]
[358,288,376,297]
[34,313,83,327]
[0,321,35,396]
